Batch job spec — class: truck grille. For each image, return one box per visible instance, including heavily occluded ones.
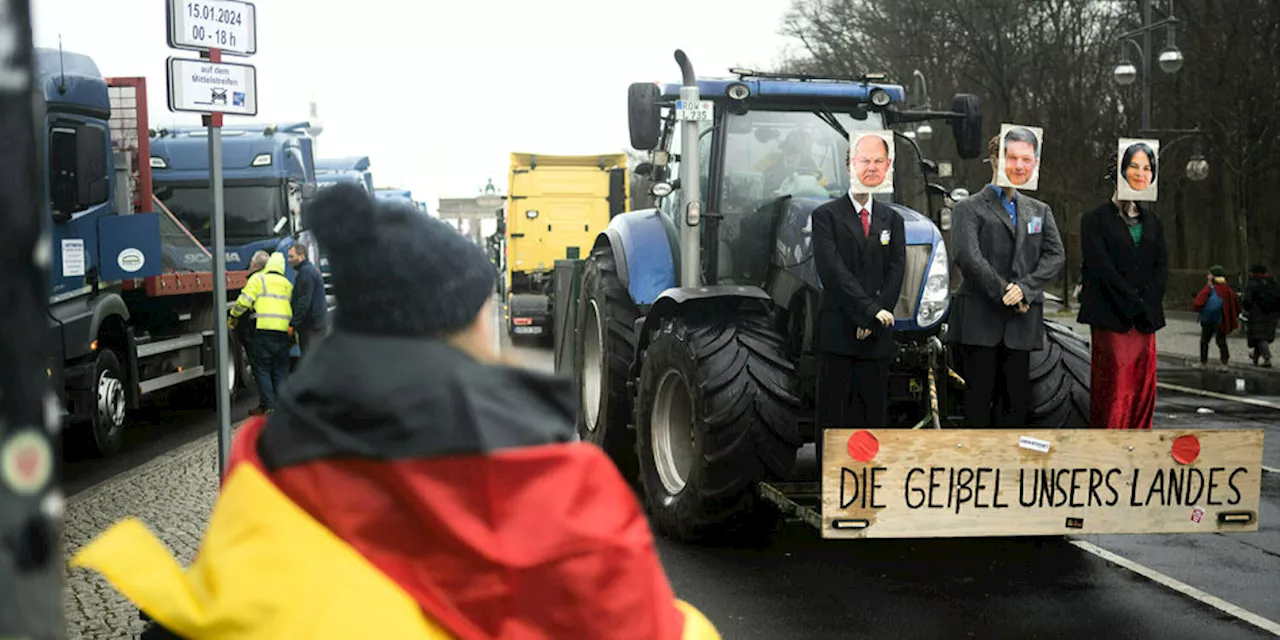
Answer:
[892,244,932,320]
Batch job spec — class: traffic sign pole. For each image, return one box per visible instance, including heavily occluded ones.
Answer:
[0,0,65,635]
[201,47,233,480]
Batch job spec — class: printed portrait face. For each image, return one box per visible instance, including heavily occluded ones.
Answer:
[995,124,1044,191]
[1117,138,1160,202]
[848,131,894,194]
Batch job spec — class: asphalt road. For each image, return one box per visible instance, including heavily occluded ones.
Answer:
[61,317,1279,639]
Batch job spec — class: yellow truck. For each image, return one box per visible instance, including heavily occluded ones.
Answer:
[504,152,628,343]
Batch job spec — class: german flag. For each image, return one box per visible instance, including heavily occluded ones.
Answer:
[71,335,720,640]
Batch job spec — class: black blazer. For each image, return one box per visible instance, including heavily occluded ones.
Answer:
[1076,201,1168,333]
[812,195,906,359]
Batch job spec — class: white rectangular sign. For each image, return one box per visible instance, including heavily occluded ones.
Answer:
[167,0,257,56]
[166,57,258,116]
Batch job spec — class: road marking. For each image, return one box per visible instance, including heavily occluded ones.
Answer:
[1263,465,1279,475]
[1070,540,1280,636]
[1158,381,1280,412]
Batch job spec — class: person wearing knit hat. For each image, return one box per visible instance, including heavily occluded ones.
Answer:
[70,181,721,640]
[1193,263,1241,370]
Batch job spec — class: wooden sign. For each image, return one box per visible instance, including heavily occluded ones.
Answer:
[820,429,1264,539]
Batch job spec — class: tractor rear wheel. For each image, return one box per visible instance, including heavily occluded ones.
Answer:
[576,244,641,482]
[1027,320,1091,427]
[635,303,801,542]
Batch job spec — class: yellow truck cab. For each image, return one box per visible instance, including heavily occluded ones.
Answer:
[504,152,628,342]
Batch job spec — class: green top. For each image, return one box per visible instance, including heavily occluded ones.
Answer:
[1129,221,1143,245]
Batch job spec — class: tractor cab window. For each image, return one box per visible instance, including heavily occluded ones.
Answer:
[719,109,883,216]
[49,123,109,220]
[710,108,884,287]
[893,136,930,218]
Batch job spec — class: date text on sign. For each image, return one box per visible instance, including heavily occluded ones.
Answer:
[676,100,713,122]
[167,0,258,56]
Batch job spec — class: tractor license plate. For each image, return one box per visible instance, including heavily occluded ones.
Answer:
[514,326,543,335]
[675,100,713,122]
[818,428,1264,539]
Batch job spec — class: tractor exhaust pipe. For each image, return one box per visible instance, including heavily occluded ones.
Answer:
[674,49,702,288]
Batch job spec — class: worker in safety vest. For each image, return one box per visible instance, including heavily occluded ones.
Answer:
[70,182,720,640]
[228,251,294,415]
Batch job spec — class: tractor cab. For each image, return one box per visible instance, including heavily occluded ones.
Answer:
[626,72,981,333]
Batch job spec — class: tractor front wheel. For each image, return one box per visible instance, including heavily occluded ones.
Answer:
[635,304,801,543]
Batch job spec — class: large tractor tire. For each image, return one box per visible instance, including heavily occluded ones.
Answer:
[634,303,802,543]
[1027,319,1091,427]
[576,244,641,482]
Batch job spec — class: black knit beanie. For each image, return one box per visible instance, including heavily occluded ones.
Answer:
[305,182,496,338]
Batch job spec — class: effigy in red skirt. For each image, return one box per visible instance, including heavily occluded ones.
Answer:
[1090,327,1158,429]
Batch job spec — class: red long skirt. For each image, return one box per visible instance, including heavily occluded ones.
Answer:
[1090,327,1158,429]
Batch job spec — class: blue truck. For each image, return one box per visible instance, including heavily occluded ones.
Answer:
[150,121,320,278]
[375,188,429,213]
[37,50,253,458]
[316,156,375,194]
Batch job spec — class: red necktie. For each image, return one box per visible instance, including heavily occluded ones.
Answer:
[860,207,871,238]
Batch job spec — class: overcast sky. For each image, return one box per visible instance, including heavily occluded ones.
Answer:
[31,0,801,213]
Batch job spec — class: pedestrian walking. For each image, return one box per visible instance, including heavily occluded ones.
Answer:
[1192,264,1240,371]
[811,138,906,469]
[228,251,293,415]
[1076,193,1168,429]
[71,182,720,640]
[947,133,1065,427]
[1241,264,1279,367]
[287,240,328,355]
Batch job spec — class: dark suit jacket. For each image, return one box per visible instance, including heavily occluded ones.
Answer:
[1076,201,1168,334]
[947,186,1065,351]
[812,195,907,359]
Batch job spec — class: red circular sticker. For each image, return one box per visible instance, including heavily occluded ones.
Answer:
[1171,434,1201,465]
[847,430,880,462]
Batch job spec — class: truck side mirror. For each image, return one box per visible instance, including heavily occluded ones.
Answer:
[949,94,983,160]
[628,83,662,151]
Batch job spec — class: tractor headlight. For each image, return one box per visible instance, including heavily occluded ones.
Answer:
[251,153,272,167]
[869,88,892,108]
[916,240,950,327]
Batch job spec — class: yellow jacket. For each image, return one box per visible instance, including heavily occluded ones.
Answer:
[230,252,292,332]
[69,462,721,640]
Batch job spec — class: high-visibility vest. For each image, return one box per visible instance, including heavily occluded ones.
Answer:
[233,252,293,332]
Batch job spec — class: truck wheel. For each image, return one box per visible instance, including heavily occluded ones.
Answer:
[576,244,641,481]
[635,306,801,542]
[1027,320,1091,427]
[89,349,127,457]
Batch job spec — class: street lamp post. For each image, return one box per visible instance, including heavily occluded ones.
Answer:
[1112,0,1184,130]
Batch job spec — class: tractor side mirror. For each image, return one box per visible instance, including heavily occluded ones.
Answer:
[628,83,662,151]
[949,94,983,160]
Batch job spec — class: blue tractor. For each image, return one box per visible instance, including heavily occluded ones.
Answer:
[552,51,1091,541]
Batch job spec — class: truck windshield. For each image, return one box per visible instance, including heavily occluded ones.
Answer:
[719,109,886,216]
[156,182,284,246]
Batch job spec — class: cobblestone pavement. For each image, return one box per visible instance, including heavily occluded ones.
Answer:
[62,428,236,639]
